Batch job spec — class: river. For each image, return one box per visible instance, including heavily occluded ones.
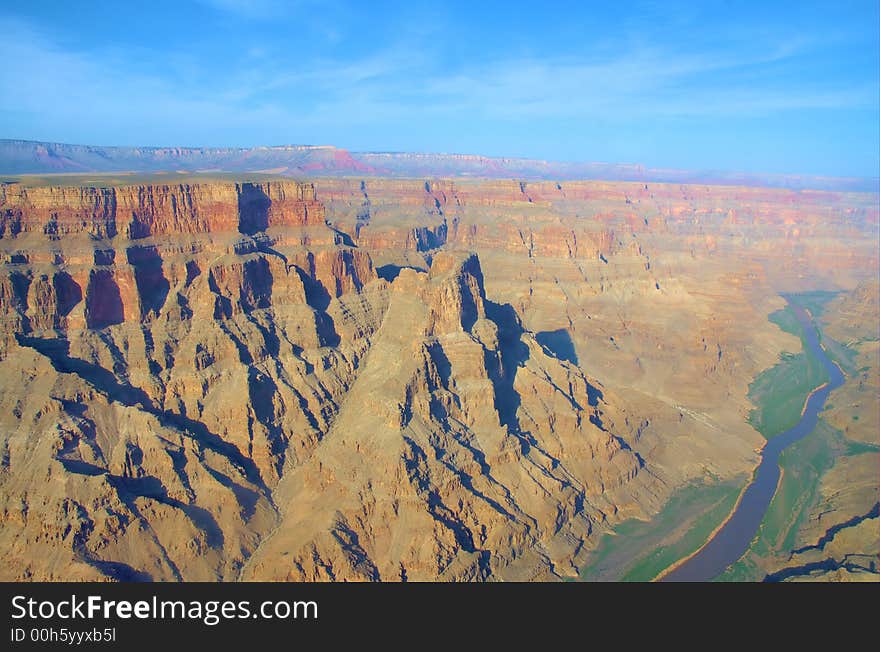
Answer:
[660,299,845,582]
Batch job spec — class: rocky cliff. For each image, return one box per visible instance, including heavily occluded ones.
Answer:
[0,178,655,581]
[0,181,324,238]
[0,175,876,581]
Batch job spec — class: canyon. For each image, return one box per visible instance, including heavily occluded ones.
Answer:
[0,174,877,581]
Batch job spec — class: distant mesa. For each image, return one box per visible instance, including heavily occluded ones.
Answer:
[1,139,877,193]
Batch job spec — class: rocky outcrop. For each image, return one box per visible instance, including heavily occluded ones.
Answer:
[0,180,380,580]
[243,252,647,581]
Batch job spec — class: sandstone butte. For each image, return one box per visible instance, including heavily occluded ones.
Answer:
[0,177,876,581]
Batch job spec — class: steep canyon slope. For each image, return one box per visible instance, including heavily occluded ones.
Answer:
[0,177,877,581]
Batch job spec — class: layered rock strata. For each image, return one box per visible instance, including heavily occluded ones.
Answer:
[1,176,876,581]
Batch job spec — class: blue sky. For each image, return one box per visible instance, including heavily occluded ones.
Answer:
[1,0,878,177]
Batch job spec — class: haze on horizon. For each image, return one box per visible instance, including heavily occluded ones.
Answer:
[1,0,878,179]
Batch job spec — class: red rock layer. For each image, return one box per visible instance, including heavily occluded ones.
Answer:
[0,181,324,239]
